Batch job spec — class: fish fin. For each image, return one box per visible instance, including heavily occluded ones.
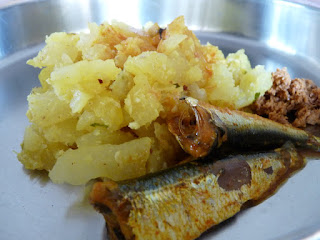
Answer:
[308,135,320,152]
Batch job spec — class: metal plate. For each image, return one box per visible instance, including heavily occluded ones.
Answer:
[1,0,320,239]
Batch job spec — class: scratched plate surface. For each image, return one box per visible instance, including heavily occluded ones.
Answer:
[0,0,320,240]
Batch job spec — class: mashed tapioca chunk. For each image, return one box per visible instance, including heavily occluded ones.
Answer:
[18,16,272,184]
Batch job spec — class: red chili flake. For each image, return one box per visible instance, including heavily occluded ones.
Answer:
[193,179,200,184]
[98,79,103,84]
[183,85,188,91]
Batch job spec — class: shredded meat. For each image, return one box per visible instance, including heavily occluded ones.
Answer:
[251,68,320,128]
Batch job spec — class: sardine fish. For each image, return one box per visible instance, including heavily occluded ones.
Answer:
[90,143,305,240]
[168,97,320,158]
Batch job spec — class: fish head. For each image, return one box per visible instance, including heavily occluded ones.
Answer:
[167,97,227,158]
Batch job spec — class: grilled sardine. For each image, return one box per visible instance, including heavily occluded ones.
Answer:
[168,97,320,158]
[90,143,305,240]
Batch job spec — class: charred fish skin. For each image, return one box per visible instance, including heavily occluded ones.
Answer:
[90,143,305,240]
[168,97,320,158]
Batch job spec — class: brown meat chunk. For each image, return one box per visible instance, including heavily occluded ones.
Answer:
[251,68,320,128]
